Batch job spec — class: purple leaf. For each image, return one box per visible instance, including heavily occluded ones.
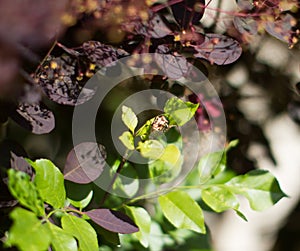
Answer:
[233,16,258,35]
[193,34,242,65]
[38,55,96,106]
[86,209,139,234]
[64,142,106,184]
[122,12,172,38]
[236,0,254,10]
[10,152,33,178]
[155,44,192,79]
[11,102,55,134]
[264,13,297,46]
[82,41,129,67]
[170,0,205,29]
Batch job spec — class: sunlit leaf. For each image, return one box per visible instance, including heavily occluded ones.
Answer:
[6,208,51,251]
[159,144,181,165]
[121,106,138,133]
[64,142,106,184]
[164,97,199,126]
[201,185,239,212]
[27,159,66,209]
[193,34,242,65]
[119,131,135,150]
[226,170,287,211]
[47,223,78,251]
[62,214,98,251]
[136,117,155,141]
[198,150,226,184]
[68,190,93,210]
[124,206,151,247]
[7,169,44,216]
[138,140,164,160]
[86,209,138,234]
[159,190,206,233]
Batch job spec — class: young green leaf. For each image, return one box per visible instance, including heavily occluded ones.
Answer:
[124,206,151,248]
[138,140,164,160]
[47,223,78,251]
[7,169,45,216]
[159,144,181,165]
[136,117,155,141]
[198,150,226,184]
[6,208,51,251]
[119,131,135,150]
[62,214,98,251]
[164,97,199,126]
[121,106,138,133]
[85,209,138,234]
[158,190,206,234]
[68,190,93,210]
[27,159,66,209]
[225,170,288,211]
[201,185,239,213]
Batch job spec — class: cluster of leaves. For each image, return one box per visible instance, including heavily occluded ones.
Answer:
[5,159,139,251]
[234,0,299,47]
[0,0,299,250]
[3,104,287,250]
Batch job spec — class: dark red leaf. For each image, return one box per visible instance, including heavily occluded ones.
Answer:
[86,209,139,234]
[264,13,297,46]
[193,34,242,65]
[10,152,33,178]
[122,12,172,38]
[233,16,258,35]
[170,0,205,29]
[64,142,106,184]
[155,44,192,79]
[37,55,96,106]
[10,102,55,134]
[236,0,254,10]
[82,41,129,67]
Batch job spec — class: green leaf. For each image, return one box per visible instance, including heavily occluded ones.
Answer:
[61,214,98,251]
[121,106,138,133]
[136,118,155,141]
[198,150,226,184]
[27,159,66,209]
[47,223,78,251]
[164,97,199,126]
[159,144,181,165]
[201,185,239,213]
[149,156,183,184]
[7,169,44,216]
[124,206,151,248]
[119,131,135,150]
[158,190,206,233]
[113,161,139,197]
[226,170,287,211]
[6,208,51,251]
[68,190,93,210]
[138,140,164,160]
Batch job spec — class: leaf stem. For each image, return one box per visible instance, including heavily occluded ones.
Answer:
[100,152,129,206]
[34,39,57,78]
